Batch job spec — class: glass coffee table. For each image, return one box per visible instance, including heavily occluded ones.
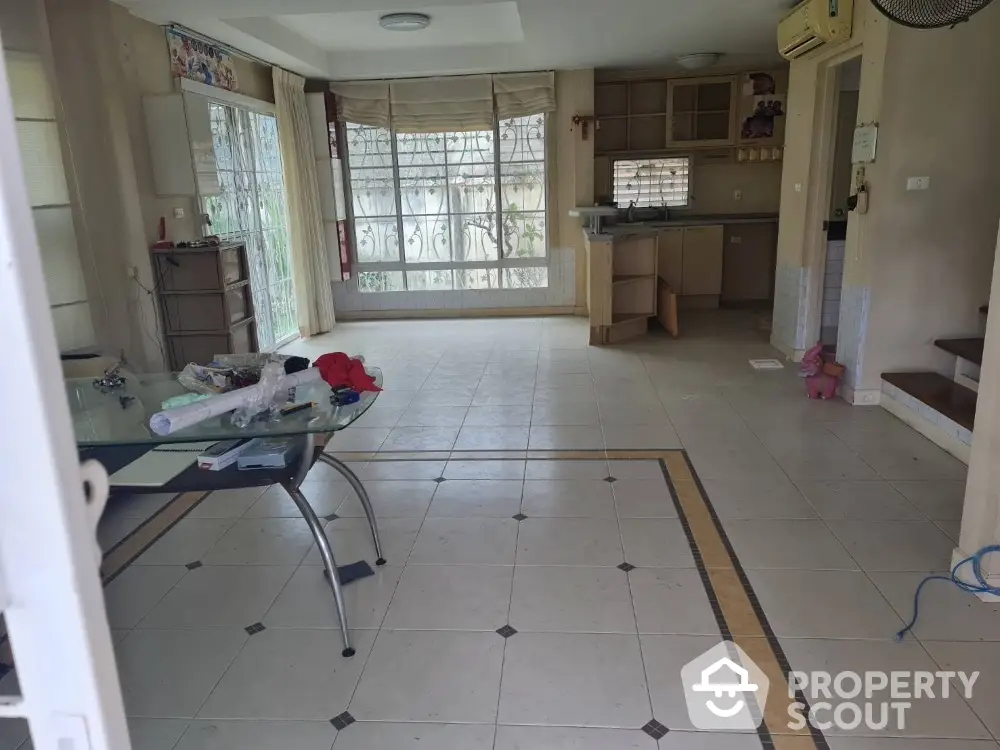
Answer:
[67,368,384,657]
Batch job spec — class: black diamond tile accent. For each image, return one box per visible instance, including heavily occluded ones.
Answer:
[244,622,266,635]
[330,711,355,730]
[512,513,527,521]
[604,476,618,483]
[434,476,448,483]
[641,719,668,740]
[323,512,339,522]
[185,561,203,570]
[617,562,636,572]
[496,624,518,639]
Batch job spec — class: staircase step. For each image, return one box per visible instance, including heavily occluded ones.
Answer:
[933,337,984,365]
[882,371,977,431]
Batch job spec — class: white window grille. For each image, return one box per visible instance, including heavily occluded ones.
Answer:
[345,115,548,292]
[613,157,691,208]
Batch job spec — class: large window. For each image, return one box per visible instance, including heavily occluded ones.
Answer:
[345,115,548,292]
[613,157,690,208]
[202,102,296,348]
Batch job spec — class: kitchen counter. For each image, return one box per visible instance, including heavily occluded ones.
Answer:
[583,213,778,241]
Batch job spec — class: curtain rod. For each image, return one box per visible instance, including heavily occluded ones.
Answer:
[164,23,274,70]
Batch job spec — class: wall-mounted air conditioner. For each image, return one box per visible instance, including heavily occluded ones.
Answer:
[778,0,854,60]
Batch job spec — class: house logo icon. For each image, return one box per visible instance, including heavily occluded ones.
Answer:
[681,642,770,730]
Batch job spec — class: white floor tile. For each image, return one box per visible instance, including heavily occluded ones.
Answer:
[264,563,402,629]
[870,571,1000,641]
[826,520,955,572]
[464,405,533,426]
[528,426,605,450]
[619,518,694,568]
[103,565,186,628]
[187,487,267,519]
[509,566,635,633]
[525,459,609,479]
[245,483,347,518]
[701,477,816,519]
[202,518,314,566]
[174,720,334,750]
[494,726,655,750]
[610,460,665,480]
[336,480,437,518]
[530,402,601,426]
[360,460,446,480]
[138,566,295,628]
[443,460,526,479]
[115,629,247,717]
[135,519,235,566]
[127,718,190,750]
[612,479,677,518]
[890,481,967,521]
[410,518,518,565]
[325,427,391,452]
[350,630,504,722]
[381,426,460,452]
[516,518,623,566]
[427,480,523,518]
[334,723,495,750]
[629,568,719,635]
[382,564,513,630]
[779,638,990,738]
[396,404,469,427]
[639,634,722,730]
[745,569,903,638]
[659,732,761,749]
[454,426,530,450]
[795,480,924,520]
[722,519,858,570]
[923,640,1000,737]
[602,425,682,449]
[520,480,616,518]
[198,629,376,720]
[498,632,650,727]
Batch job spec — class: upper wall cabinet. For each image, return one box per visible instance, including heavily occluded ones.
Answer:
[667,76,736,146]
[594,69,787,155]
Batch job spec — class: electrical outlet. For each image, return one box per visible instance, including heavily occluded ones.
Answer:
[173,207,185,219]
[126,265,138,279]
[733,189,742,202]
[906,176,930,191]
[730,235,742,244]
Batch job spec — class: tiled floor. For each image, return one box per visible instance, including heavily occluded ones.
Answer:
[5,311,999,750]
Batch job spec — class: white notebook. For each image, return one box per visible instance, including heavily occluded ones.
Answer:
[109,442,216,487]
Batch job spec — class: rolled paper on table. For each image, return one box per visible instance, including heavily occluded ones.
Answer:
[148,367,322,436]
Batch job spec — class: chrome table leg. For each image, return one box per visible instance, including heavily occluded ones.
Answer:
[317,452,385,566]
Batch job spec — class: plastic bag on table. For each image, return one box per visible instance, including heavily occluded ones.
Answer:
[230,362,290,428]
[177,363,233,395]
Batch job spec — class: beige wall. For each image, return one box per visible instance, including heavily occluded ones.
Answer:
[858,2,1000,392]
[554,69,595,312]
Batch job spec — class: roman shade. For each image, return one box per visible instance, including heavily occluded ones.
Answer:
[328,81,390,128]
[493,71,556,119]
[389,75,494,133]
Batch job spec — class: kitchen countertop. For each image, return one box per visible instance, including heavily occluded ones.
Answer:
[584,213,778,241]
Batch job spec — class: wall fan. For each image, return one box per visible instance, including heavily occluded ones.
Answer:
[870,0,994,28]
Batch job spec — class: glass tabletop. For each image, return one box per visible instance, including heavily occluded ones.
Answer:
[68,368,382,448]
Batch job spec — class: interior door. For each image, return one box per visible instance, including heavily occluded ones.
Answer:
[0,51,130,750]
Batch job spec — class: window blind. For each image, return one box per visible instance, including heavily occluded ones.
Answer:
[389,75,494,133]
[493,72,556,119]
[613,157,690,208]
[328,81,390,129]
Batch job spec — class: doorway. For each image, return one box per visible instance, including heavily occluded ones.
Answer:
[819,57,860,351]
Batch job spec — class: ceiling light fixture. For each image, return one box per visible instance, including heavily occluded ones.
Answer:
[379,12,432,31]
[676,53,721,70]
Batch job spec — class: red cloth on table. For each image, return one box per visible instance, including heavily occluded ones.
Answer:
[313,353,381,393]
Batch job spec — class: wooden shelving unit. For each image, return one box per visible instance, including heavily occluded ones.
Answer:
[586,233,658,344]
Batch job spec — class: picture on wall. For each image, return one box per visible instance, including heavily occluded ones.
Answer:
[740,72,784,140]
[167,29,239,92]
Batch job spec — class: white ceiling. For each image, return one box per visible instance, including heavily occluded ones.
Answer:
[120,0,789,80]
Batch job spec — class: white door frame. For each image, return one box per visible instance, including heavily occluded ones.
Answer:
[0,45,130,750]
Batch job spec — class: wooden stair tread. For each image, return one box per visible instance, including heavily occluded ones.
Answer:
[882,371,977,431]
[933,337,984,365]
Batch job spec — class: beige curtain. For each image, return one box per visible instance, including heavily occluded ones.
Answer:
[273,67,335,336]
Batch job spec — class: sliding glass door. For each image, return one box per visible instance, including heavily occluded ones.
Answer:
[202,102,296,349]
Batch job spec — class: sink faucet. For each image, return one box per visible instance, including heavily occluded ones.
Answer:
[626,200,636,223]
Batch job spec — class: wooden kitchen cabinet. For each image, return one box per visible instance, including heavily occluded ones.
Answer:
[667,76,736,146]
[680,226,724,296]
[657,228,684,292]
[586,232,658,344]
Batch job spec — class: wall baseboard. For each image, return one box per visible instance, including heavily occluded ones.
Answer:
[881,390,971,465]
[770,335,806,362]
[841,386,881,406]
[337,306,578,321]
